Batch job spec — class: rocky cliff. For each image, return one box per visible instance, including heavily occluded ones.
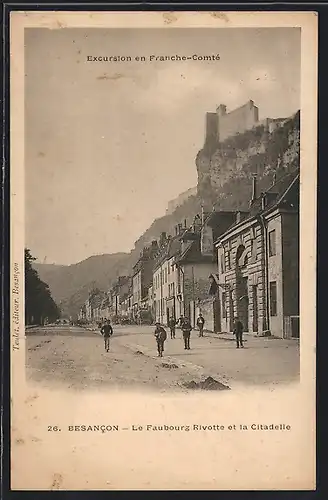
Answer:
[196,111,300,210]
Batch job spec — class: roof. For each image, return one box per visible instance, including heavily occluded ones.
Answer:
[214,169,299,244]
[153,234,182,270]
[177,237,215,265]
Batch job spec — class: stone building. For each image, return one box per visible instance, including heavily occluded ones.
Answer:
[131,240,159,320]
[108,275,131,320]
[177,210,237,328]
[119,278,133,320]
[152,231,183,325]
[213,170,299,338]
[79,288,107,323]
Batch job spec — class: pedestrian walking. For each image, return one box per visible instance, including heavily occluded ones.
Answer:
[177,315,184,329]
[168,317,176,339]
[233,317,244,348]
[100,320,113,352]
[154,323,167,357]
[181,317,192,350]
[196,314,205,337]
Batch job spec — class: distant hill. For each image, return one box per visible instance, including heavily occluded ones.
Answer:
[34,253,131,319]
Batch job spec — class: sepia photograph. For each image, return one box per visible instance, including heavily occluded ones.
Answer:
[10,11,317,490]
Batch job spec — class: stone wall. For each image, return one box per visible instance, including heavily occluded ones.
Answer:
[183,262,217,320]
[218,100,259,143]
[197,297,215,332]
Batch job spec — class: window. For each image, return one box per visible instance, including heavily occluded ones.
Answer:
[269,281,277,316]
[165,267,168,284]
[268,230,276,257]
[220,252,225,274]
[251,238,257,262]
[236,245,248,268]
[168,263,170,275]
[227,249,231,270]
[222,292,226,319]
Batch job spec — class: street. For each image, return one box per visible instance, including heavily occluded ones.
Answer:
[26,324,300,391]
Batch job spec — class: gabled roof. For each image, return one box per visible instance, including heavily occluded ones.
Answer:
[214,169,299,244]
[177,237,215,265]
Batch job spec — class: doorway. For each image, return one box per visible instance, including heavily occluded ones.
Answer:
[291,316,300,338]
[229,291,234,331]
[235,245,249,332]
[236,276,249,332]
[213,297,221,333]
[252,285,258,333]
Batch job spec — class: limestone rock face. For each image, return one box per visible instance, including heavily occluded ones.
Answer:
[196,111,300,211]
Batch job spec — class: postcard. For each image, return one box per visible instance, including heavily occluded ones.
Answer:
[10,11,317,490]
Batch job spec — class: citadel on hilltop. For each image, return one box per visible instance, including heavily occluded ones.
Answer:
[204,99,289,151]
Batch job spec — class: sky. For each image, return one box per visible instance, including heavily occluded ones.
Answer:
[25,27,300,265]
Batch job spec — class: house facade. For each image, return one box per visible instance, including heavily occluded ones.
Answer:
[214,171,299,339]
[153,233,182,325]
[178,210,236,328]
[131,240,159,321]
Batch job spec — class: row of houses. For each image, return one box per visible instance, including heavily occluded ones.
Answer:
[78,169,299,339]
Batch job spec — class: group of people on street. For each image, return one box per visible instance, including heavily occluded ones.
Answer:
[99,314,244,357]
[154,315,244,357]
[154,314,205,357]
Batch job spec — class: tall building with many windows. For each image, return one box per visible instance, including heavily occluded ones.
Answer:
[213,170,299,338]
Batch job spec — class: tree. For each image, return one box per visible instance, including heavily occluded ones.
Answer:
[25,249,60,325]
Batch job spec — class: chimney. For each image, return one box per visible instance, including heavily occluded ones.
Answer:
[200,220,214,257]
[201,205,205,225]
[261,194,266,211]
[151,240,158,253]
[184,219,187,228]
[250,175,257,206]
[159,232,167,247]
[193,214,202,232]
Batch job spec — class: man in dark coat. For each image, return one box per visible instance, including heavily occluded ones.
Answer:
[100,320,113,352]
[181,317,192,350]
[177,315,184,329]
[168,317,176,339]
[154,323,167,357]
[196,314,205,337]
[233,317,244,348]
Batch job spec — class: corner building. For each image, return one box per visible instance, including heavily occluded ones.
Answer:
[214,171,299,339]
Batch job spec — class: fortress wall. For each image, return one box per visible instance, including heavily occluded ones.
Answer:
[218,100,259,143]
